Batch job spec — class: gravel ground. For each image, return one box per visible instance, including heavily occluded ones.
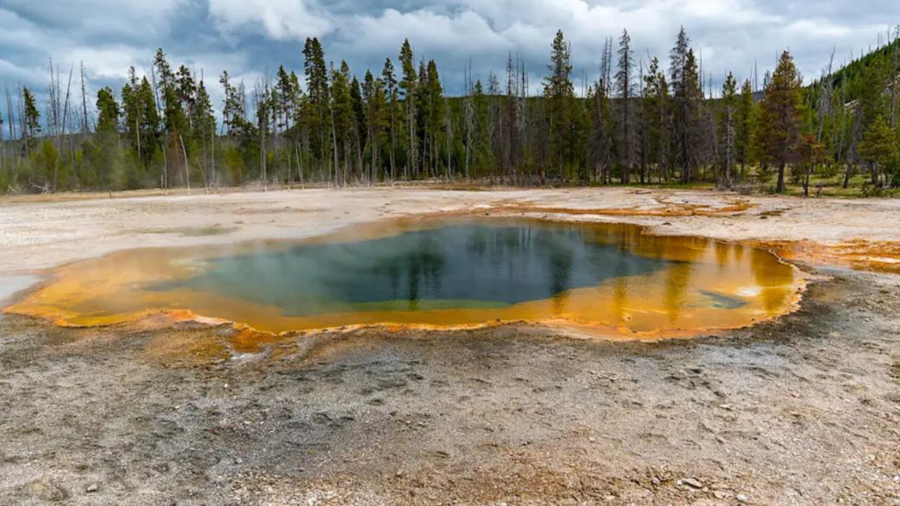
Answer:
[0,265,898,505]
[1,187,899,505]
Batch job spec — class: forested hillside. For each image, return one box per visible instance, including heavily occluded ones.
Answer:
[0,27,898,195]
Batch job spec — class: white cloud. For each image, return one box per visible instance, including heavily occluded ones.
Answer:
[208,0,332,40]
[1,0,898,105]
[335,8,510,61]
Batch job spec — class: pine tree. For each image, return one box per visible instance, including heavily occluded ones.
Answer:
[96,87,120,134]
[669,27,702,182]
[758,51,803,192]
[425,60,445,178]
[543,30,574,179]
[154,48,190,188]
[363,70,388,182]
[303,37,331,180]
[22,87,41,153]
[92,86,125,192]
[381,58,398,180]
[399,40,418,179]
[350,75,366,181]
[859,115,898,187]
[330,61,353,184]
[473,79,490,177]
[643,57,671,183]
[192,78,216,189]
[121,68,142,165]
[719,72,738,188]
[735,79,755,180]
[616,29,634,183]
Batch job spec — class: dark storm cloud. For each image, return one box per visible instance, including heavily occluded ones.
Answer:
[0,0,897,117]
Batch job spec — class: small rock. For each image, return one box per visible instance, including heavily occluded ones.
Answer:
[682,478,703,489]
[719,403,733,411]
[86,483,100,493]
[714,491,728,499]
[26,477,68,502]
[651,477,661,486]
[737,493,749,502]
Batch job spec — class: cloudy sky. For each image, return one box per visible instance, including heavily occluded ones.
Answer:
[1,0,897,118]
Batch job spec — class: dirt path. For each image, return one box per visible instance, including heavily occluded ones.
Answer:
[0,188,899,505]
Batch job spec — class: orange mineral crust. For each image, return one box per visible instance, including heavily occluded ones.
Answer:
[5,219,807,340]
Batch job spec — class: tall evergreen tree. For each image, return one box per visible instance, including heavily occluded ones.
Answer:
[643,57,671,182]
[303,37,331,180]
[192,78,216,189]
[758,50,803,192]
[735,79,755,180]
[22,87,41,153]
[719,72,738,188]
[543,30,574,179]
[859,115,898,187]
[381,58,398,180]
[669,27,702,182]
[616,29,635,183]
[398,40,418,178]
[425,60,445,177]
[96,87,120,134]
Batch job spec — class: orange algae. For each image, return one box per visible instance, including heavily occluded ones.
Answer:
[751,239,900,275]
[4,219,807,341]
[499,195,754,218]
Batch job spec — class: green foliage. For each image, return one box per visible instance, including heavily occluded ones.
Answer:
[32,139,59,189]
[5,29,900,196]
[669,27,703,182]
[859,115,900,187]
[22,87,41,153]
[758,51,804,192]
[543,30,575,178]
[96,86,120,134]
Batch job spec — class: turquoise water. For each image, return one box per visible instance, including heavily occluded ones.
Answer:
[157,223,677,316]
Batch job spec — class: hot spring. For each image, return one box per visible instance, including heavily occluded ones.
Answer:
[5,219,804,338]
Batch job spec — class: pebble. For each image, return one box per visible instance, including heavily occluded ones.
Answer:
[86,483,100,493]
[682,478,703,489]
[737,493,749,502]
[650,477,661,486]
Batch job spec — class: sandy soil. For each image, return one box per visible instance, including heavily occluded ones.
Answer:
[1,187,899,505]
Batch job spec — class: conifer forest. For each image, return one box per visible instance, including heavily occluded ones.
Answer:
[1,27,899,196]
